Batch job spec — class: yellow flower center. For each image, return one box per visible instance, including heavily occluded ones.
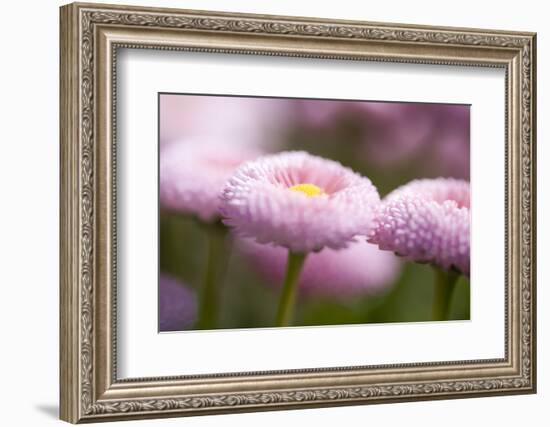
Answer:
[288,183,325,197]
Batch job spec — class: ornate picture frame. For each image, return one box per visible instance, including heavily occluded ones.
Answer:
[60,2,536,423]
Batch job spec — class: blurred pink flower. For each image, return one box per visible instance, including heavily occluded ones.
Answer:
[297,100,347,128]
[159,274,197,331]
[160,142,259,222]
[239,238,401,298]
[297,100,470,179]
[368,178,470,275]
[357,103,435,166]
[220,151,380,253]
[160,94,293,150]
[297,100,433,163]
[426,105,470,179]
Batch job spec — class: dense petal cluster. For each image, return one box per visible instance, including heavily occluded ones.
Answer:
[239,238,401,297]
[160,142,258,222]
[369,178,470,275]
[220,151,380,253]
[159,274,197,332]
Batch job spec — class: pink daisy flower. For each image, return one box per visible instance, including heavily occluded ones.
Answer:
[220,151,380,253]
[160,141,259,222]
[239,238,401,298]
[159,274,197,332]
[368,178,470,275]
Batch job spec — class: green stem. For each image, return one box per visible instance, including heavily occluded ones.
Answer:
[432,267,460,321]
[196,225,230,330]
[276,252,307,327]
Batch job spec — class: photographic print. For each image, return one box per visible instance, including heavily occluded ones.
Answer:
[159,94,471,332]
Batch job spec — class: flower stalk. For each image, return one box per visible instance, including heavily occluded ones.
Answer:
[196,223,231,330]
[276,252,308,327]
[432,267,459,321]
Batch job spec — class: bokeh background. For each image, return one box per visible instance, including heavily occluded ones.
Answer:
[159,94,471,331]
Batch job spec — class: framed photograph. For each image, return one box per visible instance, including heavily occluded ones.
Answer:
[59,2,537,423]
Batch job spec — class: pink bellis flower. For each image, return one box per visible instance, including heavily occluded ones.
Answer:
[239,238,400,298]
[160,142,258,329]
[368,178,470,320]
[220,151,381,326]
[160,141,260,223]
[220,151,380,253]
